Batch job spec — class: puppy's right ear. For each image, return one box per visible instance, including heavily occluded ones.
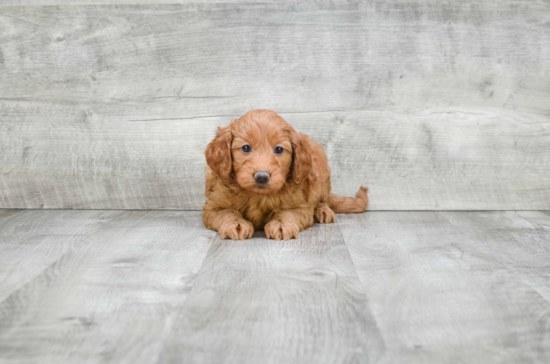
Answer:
[205,125,233,183]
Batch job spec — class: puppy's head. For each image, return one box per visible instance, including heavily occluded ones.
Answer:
[205,110,312,194]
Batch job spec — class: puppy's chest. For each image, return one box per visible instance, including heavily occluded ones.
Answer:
[239,195,292,226]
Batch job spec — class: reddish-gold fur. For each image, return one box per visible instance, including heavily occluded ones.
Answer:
[203,109,368,240]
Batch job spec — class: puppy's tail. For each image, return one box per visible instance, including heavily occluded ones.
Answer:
[328,186,369,213]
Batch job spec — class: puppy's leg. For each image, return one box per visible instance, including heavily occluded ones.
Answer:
[264,208,314,241]
[314,203,336,224]
[203,209,254,240]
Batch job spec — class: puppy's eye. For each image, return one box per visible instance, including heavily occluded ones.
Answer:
[242,145,251,153]
[274,146,284,154]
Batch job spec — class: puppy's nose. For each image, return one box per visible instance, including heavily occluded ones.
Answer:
[254,171,270,184]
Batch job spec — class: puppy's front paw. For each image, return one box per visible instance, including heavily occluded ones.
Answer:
[265,219,300,241]
[314,205,336,224]
[219,219,254,240]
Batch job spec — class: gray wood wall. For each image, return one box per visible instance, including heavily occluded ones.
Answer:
[1,1,549,210]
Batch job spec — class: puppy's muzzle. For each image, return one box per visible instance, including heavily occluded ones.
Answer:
[254,171,270,184]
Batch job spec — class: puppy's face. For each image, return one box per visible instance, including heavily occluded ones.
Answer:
[205,110,312,195]
[231,124,293,195]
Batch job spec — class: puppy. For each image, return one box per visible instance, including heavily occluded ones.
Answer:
[203,109,368,240]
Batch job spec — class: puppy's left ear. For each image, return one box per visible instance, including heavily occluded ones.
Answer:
[205,125,233,184]
[290,130,313,184]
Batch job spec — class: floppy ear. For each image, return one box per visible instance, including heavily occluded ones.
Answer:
[205,125,233,183]
[289,130,313,184]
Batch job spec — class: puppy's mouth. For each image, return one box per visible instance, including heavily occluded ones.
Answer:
[254,183,268,189]
[252,181,275,194]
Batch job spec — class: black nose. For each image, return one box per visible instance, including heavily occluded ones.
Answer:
[254,171,270,184]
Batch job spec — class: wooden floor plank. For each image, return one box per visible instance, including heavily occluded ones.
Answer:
[161,225,385,364]
[339,212,550,364]
[0,211,216,363]
[442,211,550,303]
[0,210,21,221]
[0,209,120,302]
[1,210,549,363]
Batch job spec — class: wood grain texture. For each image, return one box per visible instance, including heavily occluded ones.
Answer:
[0,209,119,302]
[0,210,216,363]
[441,211,550,303]
[2,0,263,4]
[0,209,21,221]
[339,212,550,364]
[1,209,550,362]
[1,1,549,210]
[161,225,385,364]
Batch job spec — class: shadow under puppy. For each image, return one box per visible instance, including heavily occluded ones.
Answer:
[203,109,368,240]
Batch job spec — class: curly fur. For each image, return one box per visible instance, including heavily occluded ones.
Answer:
[203,109,368,240]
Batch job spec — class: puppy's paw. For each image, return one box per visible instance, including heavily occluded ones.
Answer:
[265,219,300,241]
[314,205,336,224]
[219,219,254,240]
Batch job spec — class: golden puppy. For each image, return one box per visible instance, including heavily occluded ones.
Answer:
[203,109,368,240]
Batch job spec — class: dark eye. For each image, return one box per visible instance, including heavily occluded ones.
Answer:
[274,146,284,154]
[242,145,251,153]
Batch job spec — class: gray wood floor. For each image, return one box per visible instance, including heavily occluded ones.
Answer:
[1,210,549,363]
